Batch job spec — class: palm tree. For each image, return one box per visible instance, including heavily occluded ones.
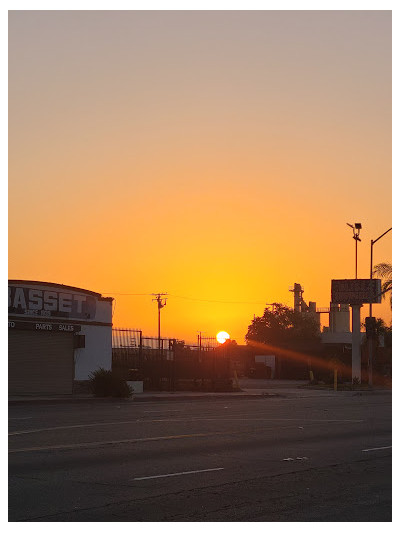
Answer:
[373,262,392,308]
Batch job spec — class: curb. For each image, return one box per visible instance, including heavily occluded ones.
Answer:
[8,392,283,405]
[8,389,391,406]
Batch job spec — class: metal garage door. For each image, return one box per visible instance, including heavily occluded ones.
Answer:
[8,330,74,395]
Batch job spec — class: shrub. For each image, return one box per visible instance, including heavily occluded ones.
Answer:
[89,368,133,398]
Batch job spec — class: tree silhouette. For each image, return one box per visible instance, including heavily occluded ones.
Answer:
[245,303,320,345]
[374,262,392,308]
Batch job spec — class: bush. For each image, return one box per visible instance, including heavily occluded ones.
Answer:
[89,368,133,398]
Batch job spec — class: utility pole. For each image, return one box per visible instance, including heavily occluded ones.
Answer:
[152,293,168,354]
[197,331,204,352]
[346,223,362,382]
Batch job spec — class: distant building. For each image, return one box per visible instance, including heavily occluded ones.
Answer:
[321,303,354,344]
[289,283,320,329]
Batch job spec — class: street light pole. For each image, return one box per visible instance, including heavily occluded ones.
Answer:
[347,223,362,279]
[197,331,203,352]
[369,227,392,316]
[347,223,362,383]
[368,227,392,388]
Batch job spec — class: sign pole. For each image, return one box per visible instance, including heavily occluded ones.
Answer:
[332,279,382,385]
[351,304,362,382]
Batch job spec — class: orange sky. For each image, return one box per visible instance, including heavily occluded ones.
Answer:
[8,10,392,344]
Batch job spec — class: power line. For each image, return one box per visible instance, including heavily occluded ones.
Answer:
[101,291,267,305]
[169,294,266,305]
[102,293,150,296]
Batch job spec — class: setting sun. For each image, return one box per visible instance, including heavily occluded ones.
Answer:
[216,331,230,344]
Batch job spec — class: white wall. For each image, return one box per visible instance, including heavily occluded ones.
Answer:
[93,298,112,323]
[74,324,112,380]
[321,331,366,344]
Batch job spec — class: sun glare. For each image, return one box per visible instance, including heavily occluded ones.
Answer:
[216,331,230,344]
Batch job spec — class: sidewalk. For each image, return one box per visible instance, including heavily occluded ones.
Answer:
[8,380,391,405]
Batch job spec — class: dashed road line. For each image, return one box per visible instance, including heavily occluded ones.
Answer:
[132,467,224,481]
[8,417,364,436]
[143,410,182,413]
[8,432,222,453]
[362,446,392,452]
[9,419,367,454]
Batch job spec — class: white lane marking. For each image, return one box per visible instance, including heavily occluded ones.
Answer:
[9,420,147,436]
[282,457,309,461]
[362,446,392,452]
[8,432,222,453]
[8,417,364,436]
[143,410,181,413]
[9,417,363,453]
[132,467,224,481]
[151,417,364,422]
[9,422,319,453]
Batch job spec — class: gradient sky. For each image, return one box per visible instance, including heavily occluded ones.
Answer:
[8,10,392,344]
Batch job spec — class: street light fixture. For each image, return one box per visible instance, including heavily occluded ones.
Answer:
[347,222,362,279]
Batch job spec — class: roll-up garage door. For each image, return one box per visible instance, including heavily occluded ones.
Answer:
[8,330,74,395]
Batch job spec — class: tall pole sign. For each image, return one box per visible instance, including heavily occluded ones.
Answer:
[331,279,381,382]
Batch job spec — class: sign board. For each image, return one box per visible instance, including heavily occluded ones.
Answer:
[8,320,82,332]
[8,285,96,320]
[331,279,382,305]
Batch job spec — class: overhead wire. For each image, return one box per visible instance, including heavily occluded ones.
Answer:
[102,293,150,296]
[168,294,266,305]
[101,291,266,305]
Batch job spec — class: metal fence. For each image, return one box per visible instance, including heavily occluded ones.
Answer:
[112,328,142,350]
[112,328,232,391]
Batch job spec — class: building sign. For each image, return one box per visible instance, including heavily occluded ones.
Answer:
[331,279,382,305]
[8,285,96,320]
[8,320,82,332]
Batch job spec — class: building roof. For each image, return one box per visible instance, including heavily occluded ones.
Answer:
[8,280,107,299]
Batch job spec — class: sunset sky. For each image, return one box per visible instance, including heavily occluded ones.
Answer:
[8,9,392,344]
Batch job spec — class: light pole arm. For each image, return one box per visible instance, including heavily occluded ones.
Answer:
[372,227,392,246]
[369,227,392,316]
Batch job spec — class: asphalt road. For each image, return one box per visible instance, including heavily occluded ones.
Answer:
[9,392,392,521]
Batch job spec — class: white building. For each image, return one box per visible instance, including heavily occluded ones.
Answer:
[8,280,113,395]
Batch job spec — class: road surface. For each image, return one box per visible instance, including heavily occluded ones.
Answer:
[9,391,391,521]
